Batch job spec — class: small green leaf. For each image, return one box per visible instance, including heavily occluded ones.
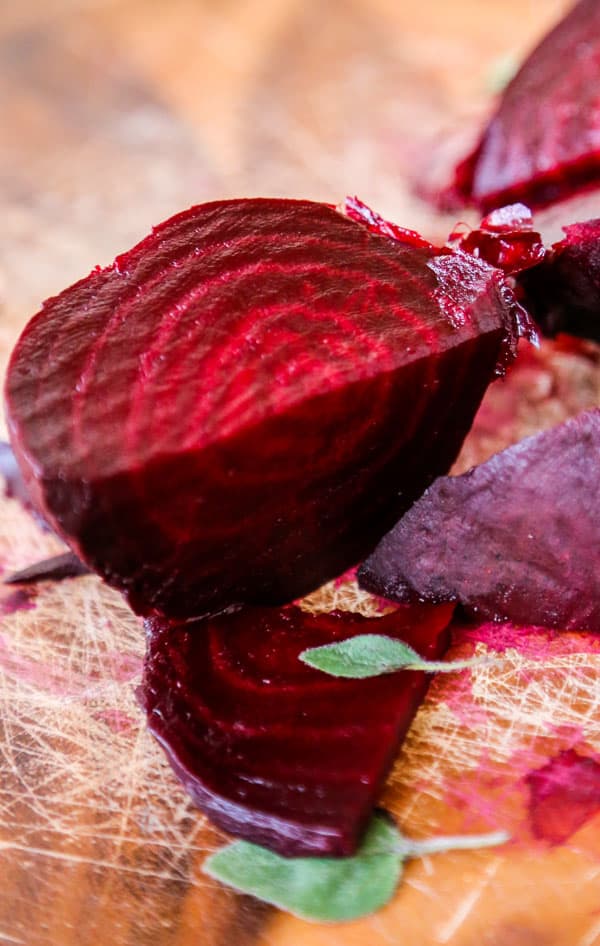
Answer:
[300,634,488,679]
[203,813,404,923]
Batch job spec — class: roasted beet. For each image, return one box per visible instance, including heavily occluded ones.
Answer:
[142,603,452,856]
[447,0,600,211]
[359,410,600,633]
[448,205,545,277]
[519,218,600,342]
[6,198,521,620]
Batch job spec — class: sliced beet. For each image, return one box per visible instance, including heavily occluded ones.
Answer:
[142,602,452,856]
[5,198,521,620]
[447,0,600,211]
[359,409,600,633]
[519,218,600,342]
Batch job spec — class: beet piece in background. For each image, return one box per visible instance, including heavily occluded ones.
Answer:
[444,0,600,211]
[6,198,523,621]
[359,409,600,633]
[142,602,453,857]
[519,218,600,343]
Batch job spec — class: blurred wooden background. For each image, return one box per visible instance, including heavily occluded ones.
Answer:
[4,2,600,945]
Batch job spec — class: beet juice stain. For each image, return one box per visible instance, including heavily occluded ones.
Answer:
[527,749,600,845]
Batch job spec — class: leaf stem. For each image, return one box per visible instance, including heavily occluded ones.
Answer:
[403,829,510,858]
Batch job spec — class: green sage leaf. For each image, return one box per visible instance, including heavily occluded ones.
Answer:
[300,633,487,679]
[203,813,404,923]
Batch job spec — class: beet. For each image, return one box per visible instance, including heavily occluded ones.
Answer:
[359,409,600,633]
[448,204,545,277]
[519,218,600,342]
[142,602,452,857]
[447,0,600,211]
[5,198,521,620]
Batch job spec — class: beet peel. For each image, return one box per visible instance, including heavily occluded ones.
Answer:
[359,409,600,633]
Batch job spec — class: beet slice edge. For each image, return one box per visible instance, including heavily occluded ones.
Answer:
[142,603,453,857]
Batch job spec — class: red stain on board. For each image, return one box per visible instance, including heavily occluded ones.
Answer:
[453,620,600,660]
[526,749,600,845]
[0,588,36,616]
[93,708,137,734]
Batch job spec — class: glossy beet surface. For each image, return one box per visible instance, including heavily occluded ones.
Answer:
[449,204,545,277]
[142,603,453,856]
[6,198,521,620]
[359,410,600,633]
[519,218,600,342]
[448,0,600,210]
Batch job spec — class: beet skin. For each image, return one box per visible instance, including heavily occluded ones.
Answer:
[359,409,600,633]
[142,602,452,857]
[5,198,521,620]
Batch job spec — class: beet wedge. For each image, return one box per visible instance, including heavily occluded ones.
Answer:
[359,409,600,633]
[142,603,453,857]
[6,198,521,620]
[448,0,600,211]
[519,218,600,342]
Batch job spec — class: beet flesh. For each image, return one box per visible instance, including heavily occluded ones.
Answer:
[448,0,600,211]
[519,218,600,342]
[6,198,520,620]
[142,603,452,856]
[359,409,600,633]
[448,204,545,277]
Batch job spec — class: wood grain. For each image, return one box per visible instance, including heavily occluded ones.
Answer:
[2,1,600,944]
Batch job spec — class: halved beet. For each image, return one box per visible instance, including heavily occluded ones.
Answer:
[359,409,600,632]
[142,602,453,856]
[519,218,600,342]
[5,198,521,620]
[447,0,600,211]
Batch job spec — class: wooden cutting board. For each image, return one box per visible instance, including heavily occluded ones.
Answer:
[2,2,600,944]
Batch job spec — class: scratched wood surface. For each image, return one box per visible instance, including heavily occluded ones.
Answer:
[2,1,600,944]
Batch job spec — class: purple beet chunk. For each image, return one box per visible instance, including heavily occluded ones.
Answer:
[519,218,600,342]
[142,602,452,856]
[3,552,90,585]
[359,410,600,633]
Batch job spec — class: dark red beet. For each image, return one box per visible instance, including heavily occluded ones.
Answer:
[5,198,521,620]
[448,204,545,277]
[519,218,600,342]
[359,409,600,633]
[447,0,600,211]
[142,602,452,856]
[526,749,600,845]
